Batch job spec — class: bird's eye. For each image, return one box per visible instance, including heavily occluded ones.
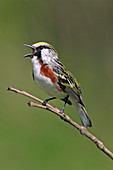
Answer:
[40,46,43,50]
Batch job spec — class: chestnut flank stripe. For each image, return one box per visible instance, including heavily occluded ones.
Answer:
[39,61,57,84]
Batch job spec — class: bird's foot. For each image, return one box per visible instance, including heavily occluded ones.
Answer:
[42,100,47,106]
[42,97,56,106]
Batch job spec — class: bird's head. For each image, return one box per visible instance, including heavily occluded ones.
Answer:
[24,42,58,65]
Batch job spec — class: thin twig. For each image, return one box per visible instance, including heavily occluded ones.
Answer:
[7,86,113,160]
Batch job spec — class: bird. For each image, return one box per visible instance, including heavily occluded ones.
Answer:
[24,42,92,127]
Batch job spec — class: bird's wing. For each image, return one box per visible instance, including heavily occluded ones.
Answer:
[52,59,92,127]
[52,59,84,105]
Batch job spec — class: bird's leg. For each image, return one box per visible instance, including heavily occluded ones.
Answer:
[60,95,69,114]
[42,97,56,106]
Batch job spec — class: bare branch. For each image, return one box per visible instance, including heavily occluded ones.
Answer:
[7,86,113,160]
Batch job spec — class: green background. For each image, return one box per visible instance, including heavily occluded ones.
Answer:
[1,0,113,169]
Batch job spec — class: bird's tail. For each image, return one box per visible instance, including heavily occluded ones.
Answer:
[72,99,92,127]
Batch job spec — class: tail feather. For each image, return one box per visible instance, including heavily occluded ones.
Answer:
[64,86,92,127]
[72,100,92,127]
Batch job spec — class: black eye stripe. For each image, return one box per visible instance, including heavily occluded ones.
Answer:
[36,45,51,50]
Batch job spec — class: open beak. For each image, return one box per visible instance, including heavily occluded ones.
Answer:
[24,44,35,49]
[24,44,35,58]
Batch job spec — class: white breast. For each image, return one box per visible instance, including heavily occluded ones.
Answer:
[31,56,67,99]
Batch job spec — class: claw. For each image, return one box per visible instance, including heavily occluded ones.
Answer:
[42,100,47,106]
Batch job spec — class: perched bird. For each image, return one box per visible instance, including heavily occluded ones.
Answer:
[24,42,92,127]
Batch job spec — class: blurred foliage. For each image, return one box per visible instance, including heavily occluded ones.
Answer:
[0,0,113,169]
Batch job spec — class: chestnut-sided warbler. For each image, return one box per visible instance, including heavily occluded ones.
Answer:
[24,42,92,127]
